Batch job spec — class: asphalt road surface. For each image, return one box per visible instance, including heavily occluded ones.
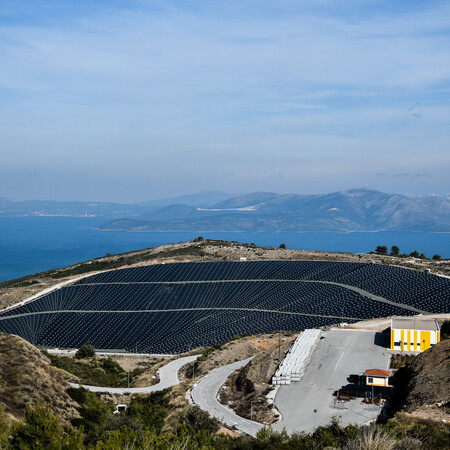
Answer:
[192,329,391,437]
[69,354,197,394]
[191,357,264,437]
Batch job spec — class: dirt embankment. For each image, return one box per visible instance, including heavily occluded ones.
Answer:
[218,333,297,425]
[0,333,80,424]
[391,338,450,424]
[2,239,449,311]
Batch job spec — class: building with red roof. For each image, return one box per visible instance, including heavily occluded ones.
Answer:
[364,369,392,387]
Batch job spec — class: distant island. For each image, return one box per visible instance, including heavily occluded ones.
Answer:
[1,188,449,232]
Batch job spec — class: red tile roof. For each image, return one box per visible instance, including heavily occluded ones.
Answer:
[364,369,391,377]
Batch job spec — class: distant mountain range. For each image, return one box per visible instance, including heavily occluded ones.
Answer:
[0,192,237,218]
[2,189,449,232]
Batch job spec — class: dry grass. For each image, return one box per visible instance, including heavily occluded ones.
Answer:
[0,333,80,424]
[345,425,397,450]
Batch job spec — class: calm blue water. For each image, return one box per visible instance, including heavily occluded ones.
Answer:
[0,217,448,282]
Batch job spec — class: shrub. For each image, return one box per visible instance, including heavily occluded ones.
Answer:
[126,390,169,433]
[180,406,219,433]
[75,344,95,359]
[9,401,83,450]
[345,425,396,450]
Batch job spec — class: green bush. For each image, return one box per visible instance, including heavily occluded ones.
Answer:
[126,390,170,433]
[9,401,83,450]
[75,345,96,359]
[45,352,132,387]
[180,406,220,433]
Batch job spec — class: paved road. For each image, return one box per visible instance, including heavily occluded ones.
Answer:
[0,272,100,314]
[191,357,264,437]
[48,349,172,358]
[1,279,428,319]
[69,354,197,394]
[0,307,367,322]
[191,329,391,437]
[76,278,429,314]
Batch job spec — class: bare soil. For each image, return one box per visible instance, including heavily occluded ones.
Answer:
[218,332,297,425]
[391,338,450,424]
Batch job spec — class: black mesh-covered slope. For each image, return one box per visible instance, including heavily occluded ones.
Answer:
[0,261,448,353]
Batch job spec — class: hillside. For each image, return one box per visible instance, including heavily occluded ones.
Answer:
[392,338,450,423]
[1,239,449,312]
[0,333,80,423]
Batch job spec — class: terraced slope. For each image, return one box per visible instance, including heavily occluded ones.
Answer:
[0,261,448,354]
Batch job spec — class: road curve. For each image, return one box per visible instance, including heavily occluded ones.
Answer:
[78,278,430,314]
[0,307,366,322]
[2,278,430,317]
[69,354,197,394]
[191,357,264,437]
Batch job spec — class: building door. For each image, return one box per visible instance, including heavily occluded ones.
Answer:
[421,331,430,350]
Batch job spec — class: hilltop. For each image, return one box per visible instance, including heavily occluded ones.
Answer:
[1,239,449,311]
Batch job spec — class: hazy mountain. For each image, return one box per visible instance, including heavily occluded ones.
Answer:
[99,188,450,232]
[2,189,449,232]
[0,191,238,218]
[0,198,141,218]
[137,191,239,209]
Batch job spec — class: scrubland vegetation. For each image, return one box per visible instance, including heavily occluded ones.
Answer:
[0,400,449,449]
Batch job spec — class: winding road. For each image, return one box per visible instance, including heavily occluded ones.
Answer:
[191,357,264,437]
[69,354,197,394]
[0,275,430,324]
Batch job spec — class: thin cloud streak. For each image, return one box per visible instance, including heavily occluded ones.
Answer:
[0,1,449,200]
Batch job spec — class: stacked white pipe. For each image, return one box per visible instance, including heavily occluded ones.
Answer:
[272,329,321,385]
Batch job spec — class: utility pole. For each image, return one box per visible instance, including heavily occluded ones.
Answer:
[371,384,374,420]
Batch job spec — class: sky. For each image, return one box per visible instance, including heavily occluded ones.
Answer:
[1,0,450,202]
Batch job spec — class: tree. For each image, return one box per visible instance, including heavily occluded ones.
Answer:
[75,344,95,359]
[390,246,400,256]
[410,250,420,258]
[279,243,286,249]
[375,245,388,255]
[419,253,428,260]
[432,254,442,261]
[193,236,204,242]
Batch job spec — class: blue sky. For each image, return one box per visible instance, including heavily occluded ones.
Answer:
[1,0,449,202]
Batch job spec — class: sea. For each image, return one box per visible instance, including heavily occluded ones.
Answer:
[0,216,448,282]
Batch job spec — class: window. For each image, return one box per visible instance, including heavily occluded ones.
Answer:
[368,377,373,384]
